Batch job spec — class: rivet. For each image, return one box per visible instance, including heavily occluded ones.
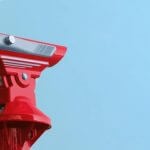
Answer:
[5,35,16,45]
[22,73,28,80]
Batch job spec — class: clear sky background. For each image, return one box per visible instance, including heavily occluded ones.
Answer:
[0,0,150,150]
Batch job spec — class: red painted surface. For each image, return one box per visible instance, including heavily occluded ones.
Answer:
[0,34,67,150]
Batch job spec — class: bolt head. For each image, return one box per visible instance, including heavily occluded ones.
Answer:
[5,35,16,45]
[22,73,28,80]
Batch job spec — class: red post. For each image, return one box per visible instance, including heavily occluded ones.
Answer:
[0,33,67,150]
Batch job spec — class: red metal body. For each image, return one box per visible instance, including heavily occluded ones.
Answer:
[0,33,67,150]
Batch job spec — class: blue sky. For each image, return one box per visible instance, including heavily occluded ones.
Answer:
[1,0,150,149]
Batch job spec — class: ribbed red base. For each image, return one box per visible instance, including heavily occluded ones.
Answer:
[0,122,49,150]
[0,127,31,150]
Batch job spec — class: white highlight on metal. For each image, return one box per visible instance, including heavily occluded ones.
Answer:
[7,35,16,44]
[1,55,48,65]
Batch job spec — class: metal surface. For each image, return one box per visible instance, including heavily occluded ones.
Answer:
[0,34,56,57]
[0,33,67,150]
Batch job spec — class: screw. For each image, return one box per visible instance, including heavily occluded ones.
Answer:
[5,35,16,45]
[22,73,28,80]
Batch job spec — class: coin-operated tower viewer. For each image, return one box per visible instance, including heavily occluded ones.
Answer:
[0,33,67,150]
